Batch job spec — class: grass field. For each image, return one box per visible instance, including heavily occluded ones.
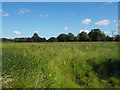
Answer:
[1,42,120,88]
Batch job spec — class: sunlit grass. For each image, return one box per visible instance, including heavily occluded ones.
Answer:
[2,42,120,88]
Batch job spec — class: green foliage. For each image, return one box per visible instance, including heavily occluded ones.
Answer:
[100,33,106,41]
[48,37,57,42]
[5,29,120,42]
[66,33,74,42]
[2,38,13,42]
[115,35,120,41]
[73,36,79,42]
[105,35,110,41]
[2,42,119,88]
[42,37,47,42]
[57,34,67,42]
[78,31,89,41]
[88,29,105,41]
[32,33,41,42]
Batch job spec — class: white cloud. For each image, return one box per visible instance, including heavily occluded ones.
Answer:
[40,14,48,17]
[2,13,9,16]
[34,28,40,33]
[84,30,89,33]
[64,27,68,30]
[0,9,2,12]
[95,20,111,26]
[80,30,84,33]
[80,29,89,33]
[114,32,118,35]
[113,20,116,22]
[34,31,39,33]
[13,31,22,34]
[104,31,111,34]
[19,8,31,15]
[82,19,91,25]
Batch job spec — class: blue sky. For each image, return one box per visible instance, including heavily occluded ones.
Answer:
[1,2,118,39]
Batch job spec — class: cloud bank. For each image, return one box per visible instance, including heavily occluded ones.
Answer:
[13,31,22,34]
[82,19,91,25]
[95,20,111,26]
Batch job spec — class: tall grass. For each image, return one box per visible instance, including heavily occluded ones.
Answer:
[2,42,120,88]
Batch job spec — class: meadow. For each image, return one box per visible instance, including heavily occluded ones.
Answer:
[2,42,120,88]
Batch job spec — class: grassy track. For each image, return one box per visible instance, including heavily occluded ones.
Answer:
[2,42,120,88]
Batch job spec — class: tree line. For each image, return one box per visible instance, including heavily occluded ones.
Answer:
[2,29,120,42]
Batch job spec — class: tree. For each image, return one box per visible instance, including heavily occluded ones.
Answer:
[57,34,67,42]
[73,36,79,42]
[100,33,106,41]
[27,37,33,42]
[42,37,47,42]
[11,29,117,42]
[66,33,74,42]
[88,29,105,41]
[115,35,120,41]
[2,38,13,42]
[108,37,114,41]
[78,31,89,41]
[105,35,114,41]
[48,37,57,42]
[13,38,19,42]
[105,35,110,41]
[32,33,40,42]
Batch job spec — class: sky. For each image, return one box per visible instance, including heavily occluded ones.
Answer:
[1,2,118,39]
[1,0,119,2]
